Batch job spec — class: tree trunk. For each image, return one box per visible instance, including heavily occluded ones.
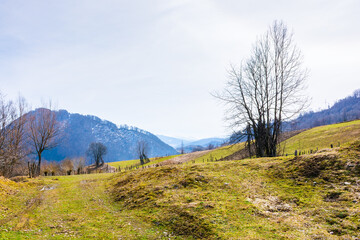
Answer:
[36,152,42,177]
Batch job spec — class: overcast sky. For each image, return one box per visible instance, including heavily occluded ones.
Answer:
[0,0,359,139]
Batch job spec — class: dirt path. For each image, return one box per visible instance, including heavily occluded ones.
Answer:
[155,150,211,166]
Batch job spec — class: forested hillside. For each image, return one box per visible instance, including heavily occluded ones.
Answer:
[285,89,360,130]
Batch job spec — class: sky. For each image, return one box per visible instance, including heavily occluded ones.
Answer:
[0,0,359,140]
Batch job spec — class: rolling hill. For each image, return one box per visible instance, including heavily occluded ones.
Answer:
[1,140,360,239]
[281,119,360,155]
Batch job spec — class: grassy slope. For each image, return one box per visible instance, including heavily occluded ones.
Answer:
[1,142,359,239]
[196,119,360,160]
[282,119,360,155]
[107,155,180,169]
[1,121,360,239]
[109,119,360,169]
[109,143,360,239]
[108,142,243,169]
[189,142,245,164]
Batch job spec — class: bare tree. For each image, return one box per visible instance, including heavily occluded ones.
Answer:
[61,158,74,175]
[72,157,85,174]
[207,143,215,150]
[137,140,149,165]
[27,106,61,177]
[180,141,185,154]
[0,94,28,177]
[41,160,52,176]
[214,21,308,157]
[87,142,107,167]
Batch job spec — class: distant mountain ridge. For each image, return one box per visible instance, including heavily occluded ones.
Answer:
[156,135,192,148]
[37,109,178,162]
[188,138,225,147]
[285,89,360,131]
[157,135,226,153]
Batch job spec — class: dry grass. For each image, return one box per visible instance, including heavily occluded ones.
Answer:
[1,140,360,239]
[281,119,360,155]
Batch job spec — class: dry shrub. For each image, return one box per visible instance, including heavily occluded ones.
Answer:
[0,176,17,196]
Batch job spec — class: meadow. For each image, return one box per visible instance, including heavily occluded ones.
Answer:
[1,120,360,239]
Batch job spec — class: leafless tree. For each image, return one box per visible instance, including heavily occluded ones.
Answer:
[87,142,107,167]
[137,140,149,165]
[207,143,215,150]
[27,106,61,177]
[0,93,28,177]
[61,158,74,175]
[180,141,185,154]
[41,160,52,176]
[214,21,308,157]
[72,157,85,174]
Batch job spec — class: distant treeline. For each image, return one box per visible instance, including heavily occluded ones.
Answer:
[284,89,360,131]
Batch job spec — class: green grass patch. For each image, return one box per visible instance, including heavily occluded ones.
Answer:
[108,154,180,170]
[281,119,360,155]
[1,141,360,239]
[189,142,245,163]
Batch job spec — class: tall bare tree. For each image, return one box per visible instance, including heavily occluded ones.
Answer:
[180,141,185,154]
[215,21,308,157]
[87,142,107,167]
[0,94,28,177]
[27,107,61,176]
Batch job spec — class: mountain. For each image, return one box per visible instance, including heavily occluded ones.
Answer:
[35,109,178,162]
[156,135,192,148]
[285,89,360,131]
[158,135,227,153]
[187,138,226,148]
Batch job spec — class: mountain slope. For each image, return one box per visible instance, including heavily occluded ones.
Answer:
[157,135,227,153]
[37,109,178,162]
[156,135,192,148]
[187,137,225,147]
[285,89,360,130]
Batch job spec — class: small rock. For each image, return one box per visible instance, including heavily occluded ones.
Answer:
[40,185,55,191]
[344,182,351,185]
